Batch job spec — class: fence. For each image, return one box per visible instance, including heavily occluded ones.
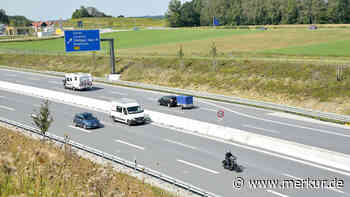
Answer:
[0,117,218,197]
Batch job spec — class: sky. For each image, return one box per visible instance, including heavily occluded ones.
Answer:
[1,0,189,21]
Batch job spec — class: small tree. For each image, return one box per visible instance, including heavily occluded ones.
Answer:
[32,99,54,137]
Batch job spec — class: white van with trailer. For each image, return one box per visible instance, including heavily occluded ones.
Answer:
[63,73,93,91]
[109,98,146,126]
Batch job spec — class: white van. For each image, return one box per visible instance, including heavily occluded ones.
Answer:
[109,98,145,126]
[63,73,93,91]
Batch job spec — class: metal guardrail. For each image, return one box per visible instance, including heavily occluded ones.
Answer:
[0,117,218,197]
[1,65,350,124]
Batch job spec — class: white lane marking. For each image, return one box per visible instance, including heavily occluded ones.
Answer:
[266,190,289,197]
[177,159,219,174]
[283,173,346,194]
[270,112,350,130]
[114,139,145,150]
[164,139,198,150]
[151,122,350,177]
[158,108,185,114]
[99,96,115,100]
[27,77,40,81]
[197,98,275,113]
[199,100,350,138]
[200,107,217,112]
[111,91,127,96]
[68,125,92,133]
[49,81,60,85]
[0,105,15,111]
[5,74,17,77]
[244,124,280,134]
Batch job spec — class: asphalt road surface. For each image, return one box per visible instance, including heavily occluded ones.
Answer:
[1,69,350,155]
[0,70,350,196]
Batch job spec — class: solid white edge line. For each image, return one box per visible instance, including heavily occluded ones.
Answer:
[164,139,198,150]
[68,125,92,133]
[177,159,219,174]
[151,122,350,177]
[244,124,280,134]
[199,99,350,138]
[0,105,15,111]
[283,173,346,194]
[114,139,145,150]
[266,190,289,197]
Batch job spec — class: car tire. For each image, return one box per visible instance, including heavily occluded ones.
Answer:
[127,120,131,126]
[167,103,171,108]
[83,124,87,129]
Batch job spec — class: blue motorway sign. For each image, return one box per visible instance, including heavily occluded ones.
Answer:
[64,30,100,52]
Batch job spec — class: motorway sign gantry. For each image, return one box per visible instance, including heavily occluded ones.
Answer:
[64,30,100,52]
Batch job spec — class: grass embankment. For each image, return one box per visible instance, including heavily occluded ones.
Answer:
[0,53,349,115]
[0,126,175,197]
[63,17,165,29]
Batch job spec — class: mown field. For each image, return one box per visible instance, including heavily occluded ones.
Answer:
[0,125,176,197]
[63,17,166,29]
[1,28,350,59]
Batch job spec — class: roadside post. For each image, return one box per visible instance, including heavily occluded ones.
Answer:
[101,38,116,74]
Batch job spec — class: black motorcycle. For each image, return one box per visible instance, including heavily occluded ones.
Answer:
[222,152,242,172]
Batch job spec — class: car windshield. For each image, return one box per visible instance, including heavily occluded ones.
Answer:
[127,106,144,114]
[82,113,95,120]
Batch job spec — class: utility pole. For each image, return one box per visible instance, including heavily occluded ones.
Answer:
[101,38,115,74]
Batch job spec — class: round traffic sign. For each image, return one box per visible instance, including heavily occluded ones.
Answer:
[217,110,225,119]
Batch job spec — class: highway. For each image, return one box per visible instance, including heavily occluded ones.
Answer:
[0,69,350,196]
[1,68,350,155]
[1,89,349,197]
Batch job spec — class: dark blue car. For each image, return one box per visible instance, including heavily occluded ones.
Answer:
[73,112,100,129]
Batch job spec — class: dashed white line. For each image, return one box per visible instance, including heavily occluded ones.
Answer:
[200,107,217,112]
[177,159,219,174]
[0,105,15,111]
[99,96,115,100]
[49,81,60,85]
[27,77,40,81]
[5,74,17,77]
[68,125,92,133]
[164,139,198,150]
[111,91,127,96]
[283,173,346,194]
[114,139,145,150]
[266,190,289,197]
[244,124,280,134]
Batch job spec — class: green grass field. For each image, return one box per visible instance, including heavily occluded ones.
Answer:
[1,28,350,58]
[63,17,165,29]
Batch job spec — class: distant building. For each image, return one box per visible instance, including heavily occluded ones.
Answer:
[0,24,6,35]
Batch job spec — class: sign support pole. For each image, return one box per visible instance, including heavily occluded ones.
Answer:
[101,38,115,74]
